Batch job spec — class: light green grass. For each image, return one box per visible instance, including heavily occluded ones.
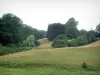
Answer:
[0,40,100,75]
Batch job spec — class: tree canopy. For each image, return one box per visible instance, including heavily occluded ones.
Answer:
[47,23,65,41]
[0,13,46,46]
[65,17,79,38]
[0,13,23,45]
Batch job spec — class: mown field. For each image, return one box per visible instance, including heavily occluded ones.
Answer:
[0,39,100,75]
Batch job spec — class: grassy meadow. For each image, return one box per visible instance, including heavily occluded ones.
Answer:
[0,39,100,75]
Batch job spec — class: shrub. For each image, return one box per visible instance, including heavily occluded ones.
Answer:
[52,34,67,48]
[77,35,88,46]
[0,45,13,55]
[66,38,78,47]
[52,39,67,48]
[52,33,96,48]
[57,34,66,39]
[26,35,35,47]
[66,35,88,47]
[82,62,87,68]
[6,44,16,48]
[15,42,23,47]
[66,40,73,47]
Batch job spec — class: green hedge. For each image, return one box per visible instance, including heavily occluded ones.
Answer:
[52,34,67,48]
[52,34,91,48]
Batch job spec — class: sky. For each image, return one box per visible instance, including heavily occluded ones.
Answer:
[0,0,100,31]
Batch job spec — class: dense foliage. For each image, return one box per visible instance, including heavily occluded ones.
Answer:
[0,13,46,46]
[96,23,100,38]
[47,23,65,41]
[86,30,96,43]
[0,13,23,45]
[65,17,79,38]
[47,17,79,41]
[0,13,99,52]
[52,34,67,48]
[0,13,46,55]
[46,17,97,48]
[25,35,35,47]
[52,34,89,48]
[0,44,32,55]
[21,24,47,40]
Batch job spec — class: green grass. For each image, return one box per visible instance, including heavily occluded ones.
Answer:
[0,67,100,75]
[0,40,100,75]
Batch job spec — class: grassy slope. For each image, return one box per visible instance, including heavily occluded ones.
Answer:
[0,39,100,75]
[38,38,52,49]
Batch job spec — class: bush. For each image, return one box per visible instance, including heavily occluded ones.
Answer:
[15,42,23,47]
[52,33,96,48]
[52,34,67,48]
[82,62,87,68]
[52,39,67,48]
[76,35,88,46]
[66,38,77,47]
[0,45,13,55]
[66,35,88,47]
[26,35,35,47]
[56,34,66,39]
[6,44,16,48]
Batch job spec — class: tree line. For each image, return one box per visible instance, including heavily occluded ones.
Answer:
[0,13,47,55]
[47,17,100,47]
[0,13,100,54]
[0,13,46,46]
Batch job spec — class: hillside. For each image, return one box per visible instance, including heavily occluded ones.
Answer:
[0,40,100,64]
[38,38,52,49]
[0,40,100,75]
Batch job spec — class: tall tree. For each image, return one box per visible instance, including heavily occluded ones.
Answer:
[96,23,100,37]
[79,29,87,35]
[47,23,65,41]
[96,23,100,33]
[0,13,23,45]
[65,17,79,38]
[86,30,96,43]
[20,24,47,40]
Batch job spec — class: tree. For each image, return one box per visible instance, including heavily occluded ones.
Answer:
[96,23,100,37]
[20,24,46,40]
[96,23,100,33]
[38,30,47,38]
[65,17,79,38]
[47,23,65,41]
[25,35,35,47]
[79,29,87,35]
[0,13,23,45]
[86,30,96,43]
